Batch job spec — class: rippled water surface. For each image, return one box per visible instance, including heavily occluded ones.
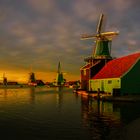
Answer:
[0,87,140,140]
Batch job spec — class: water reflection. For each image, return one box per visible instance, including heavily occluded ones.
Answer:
[79,94,140,140]
[29,86,65,111]
[114,102,140,124]
[0,87,140,140]
[29,87,36,104]
[0,88,7,100]
[80,95,122,140]
[56,88,63,111]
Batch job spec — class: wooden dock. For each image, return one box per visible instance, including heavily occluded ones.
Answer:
[102,95,140,102]
[74,89,140,102]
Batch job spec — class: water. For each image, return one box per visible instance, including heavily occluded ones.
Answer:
[0,87,140,140]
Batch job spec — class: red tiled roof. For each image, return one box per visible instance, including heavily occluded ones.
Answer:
[92,52,140,79]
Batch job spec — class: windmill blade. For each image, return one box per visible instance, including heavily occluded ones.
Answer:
[100,31,119,40]
[96,13,104,34]
[100,31,119,36]
[57,61,61,73]
[81,34,96,40]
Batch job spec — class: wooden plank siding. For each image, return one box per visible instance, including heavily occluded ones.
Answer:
[89,78,120,94]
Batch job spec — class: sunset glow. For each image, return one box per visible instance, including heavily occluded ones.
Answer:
[0,0,139,83]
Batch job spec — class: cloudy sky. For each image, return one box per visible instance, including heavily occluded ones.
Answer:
[0,0,140,82]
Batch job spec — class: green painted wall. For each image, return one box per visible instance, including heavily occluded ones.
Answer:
[121,59,140,95]
[94,40,111,58]
[56,73,64,86]
[89,78,120,94]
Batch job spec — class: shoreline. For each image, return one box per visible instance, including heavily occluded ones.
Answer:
[75,89,140,102]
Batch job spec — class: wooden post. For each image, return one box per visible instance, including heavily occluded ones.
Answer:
[97,88,100,115]
[97,88,100,100]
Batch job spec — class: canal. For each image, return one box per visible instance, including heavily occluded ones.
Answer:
[0,87,140,140]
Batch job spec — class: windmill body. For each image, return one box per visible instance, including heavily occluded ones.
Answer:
[94,40,111,59]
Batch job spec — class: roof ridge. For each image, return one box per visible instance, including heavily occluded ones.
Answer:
[113,52,140,61]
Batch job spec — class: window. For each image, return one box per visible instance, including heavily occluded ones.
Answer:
[84,69,86,75]
[108,80,112,84]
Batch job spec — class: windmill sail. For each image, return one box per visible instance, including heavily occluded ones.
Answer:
[96,14,104,34]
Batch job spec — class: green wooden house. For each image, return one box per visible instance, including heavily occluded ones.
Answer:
[89,52,140,96]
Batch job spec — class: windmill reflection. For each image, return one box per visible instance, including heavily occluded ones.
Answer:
[55,87,63,111]
[29,87,35,104]
[2,88,8,100]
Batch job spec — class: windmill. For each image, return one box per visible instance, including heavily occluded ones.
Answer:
[81,14,119,60]
[55,61,65,86]
[80,14,119,90]
[3,73,7,86]
[28,65,37,86]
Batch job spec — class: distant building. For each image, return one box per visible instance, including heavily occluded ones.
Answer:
[89,53,140,95]
[28,70,45,86]
[36,80,45,86]
[7,81,18,85]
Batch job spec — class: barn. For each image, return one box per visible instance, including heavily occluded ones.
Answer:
[89,52,140,96]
